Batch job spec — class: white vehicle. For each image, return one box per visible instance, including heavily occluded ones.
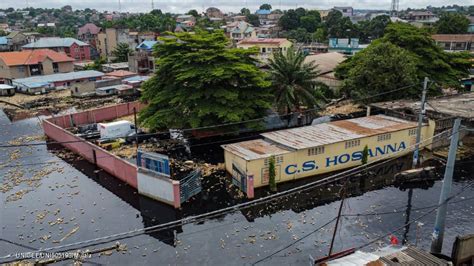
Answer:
[98,120,135,140]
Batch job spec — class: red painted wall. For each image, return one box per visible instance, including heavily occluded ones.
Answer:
[68,43,91,61]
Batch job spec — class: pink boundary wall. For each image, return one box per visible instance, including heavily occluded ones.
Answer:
[42,102,144,189]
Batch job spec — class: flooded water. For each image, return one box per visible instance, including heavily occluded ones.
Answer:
[1,109,474,265]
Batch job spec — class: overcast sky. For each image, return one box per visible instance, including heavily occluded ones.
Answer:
[0,0,470,13]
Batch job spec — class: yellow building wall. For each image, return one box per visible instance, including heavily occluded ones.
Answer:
[238,125,433,188]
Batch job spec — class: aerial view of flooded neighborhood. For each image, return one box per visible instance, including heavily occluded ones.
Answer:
[0,0,473,265]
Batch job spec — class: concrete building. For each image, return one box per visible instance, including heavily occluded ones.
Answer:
[12,70,104,94]
[328,38,367,55]
[5,31,29,51]
[432,34,473,53]
[128,40,159,74]
[237,38,292,62]
[0,84,15,96]
[97,28,156,60]
[222,115,433,189]
[0,49,75,84]
[77,23,101,59]
[23,38,91,61]
[206,7,224,19]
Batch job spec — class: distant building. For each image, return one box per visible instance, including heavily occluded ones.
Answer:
[237,38,292,62]
[176,15,196,23]
[78,23,101,48]
[128,40,159,74]
[12,70,104,94]
[105,70,137,80]
[97,28,155,60]
[333,6,354,17]
[318,10,331,19]
[206,7,224,19]
[0,49,75,84]
[328,38,367,55]
[432,34,473,53]
[23,37,91,61]
[407,11,436,21]
[227,21,257,42]
[5,31,29,51]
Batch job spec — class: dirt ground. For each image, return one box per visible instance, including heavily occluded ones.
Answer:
[319,103,364,115]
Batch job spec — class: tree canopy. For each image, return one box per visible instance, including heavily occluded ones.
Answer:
[336,23,472,102]
[260,4,272,10]
[435,13,470,34]
[139,31,273,130]
[268,47,322,113]
[111,43,133,63]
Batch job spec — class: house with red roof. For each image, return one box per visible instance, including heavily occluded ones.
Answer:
[78,23,101,49]
[0,49,75,84]
[22,37,91,61]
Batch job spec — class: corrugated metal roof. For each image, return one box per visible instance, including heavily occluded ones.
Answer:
[23,37,88,48]
[261,115,417,150]
[13,70,104,86]
[221,139,291,160]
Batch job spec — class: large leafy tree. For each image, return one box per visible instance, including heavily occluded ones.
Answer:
[139,31,273,130]
[111,43,133,63]
[381,23,471,89]
[435,13,470,34]
[259,4,272,10]
[268,47,321,114]
[337,41,419,103]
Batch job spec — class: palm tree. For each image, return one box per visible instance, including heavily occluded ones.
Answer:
[268,47,321,114]
[111,43,133,63]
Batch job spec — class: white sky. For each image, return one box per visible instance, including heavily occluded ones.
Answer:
[1,0,471,14]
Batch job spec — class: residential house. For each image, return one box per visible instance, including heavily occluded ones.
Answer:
[256,9,272,24]
[318,10,331,19]
[129,40,159,74]
[406,11,439,28]
[71,77,121,97]
[206,7,224,19]
[22,37,91,61]
[5,31,28,51]
[304,52,346,91]
[0,84,15,96]
[237,38,292,62]
[176,15,196,23]
[77,23,101,57]
[105,70,137,80]
[102,62,130,72]
[333,6,354,17]
[0,37,8,52]
[96,28,155,60]
[122,75,151,89]
[227,21,257,42]
[231,15,247,22]
[12,70,104,94]
[0,49,75,84]
[432,34,473,53]
[467,16,474,33]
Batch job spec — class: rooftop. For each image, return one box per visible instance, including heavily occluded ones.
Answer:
[23,37,89,49]
[304,52,346,74]
[0,84,15,90]
[105,70,137,78]
[78,23,101,35]
[432,34,474,43]
[12,70,104,86]
[0,36,7,45]
[136,40,159,51]
[256,9,272,15]
[0,49,74,66]
[238,38,290,45]
[221,139,291,160]
[261,115,417,150]
[370,92,474,121]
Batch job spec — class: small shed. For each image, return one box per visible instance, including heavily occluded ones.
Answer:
[0,84,15,96]
[96,85,118,96]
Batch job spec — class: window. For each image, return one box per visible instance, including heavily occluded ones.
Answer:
[308,146,325,156]
[377,133,392,142]
[264,155,284,166]
[408,128,417,136]
[261,47,266,53]
[345,139,360,149]
[53,63,59,73]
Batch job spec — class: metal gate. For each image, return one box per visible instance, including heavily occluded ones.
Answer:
[232,163,247,193]
[179,169,202,203]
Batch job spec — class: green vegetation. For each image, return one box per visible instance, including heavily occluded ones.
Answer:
[362,145,369,165]
[268,156,277,192]
[139,30,272,130]
[260,4,272,11]
[435,13,470,34]
[268,47,322,114]
[105,11,175,32]
[111,43,133,63]
[336,23,472,102]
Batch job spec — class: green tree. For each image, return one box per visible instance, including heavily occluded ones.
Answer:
[312,28,327,43]
[300,15,319,33]
[260,4,272,10]
[84,57,106,71]
[139,30,272,130]
[337,41,419,103]
[382,22,471,89]
[268,155,277,192]
[241,8,250,16]
[361,145,369,165]
[435,13,470,34]
[246,14,260,27]
[187,9,200,18]
[268,47,321,114]
[111,43,133,63]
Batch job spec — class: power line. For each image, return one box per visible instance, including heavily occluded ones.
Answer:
[0,130,455,261]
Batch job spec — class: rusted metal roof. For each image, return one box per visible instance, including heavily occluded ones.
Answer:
[221,139,291,160]
[261,115,417,150]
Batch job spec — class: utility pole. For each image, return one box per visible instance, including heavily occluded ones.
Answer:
[133,107,139,151]
[412,77,429,168]
[430,118,461,254]
[328,178,348,256]
[151,0,155,11]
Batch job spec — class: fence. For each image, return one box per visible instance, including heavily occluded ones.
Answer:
[43,102,145,189]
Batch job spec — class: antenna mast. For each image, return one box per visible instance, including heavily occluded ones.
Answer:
[152,0,155,10]
[390,0,399,16]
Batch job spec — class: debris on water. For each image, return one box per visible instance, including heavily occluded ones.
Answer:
[58,226,79,242]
